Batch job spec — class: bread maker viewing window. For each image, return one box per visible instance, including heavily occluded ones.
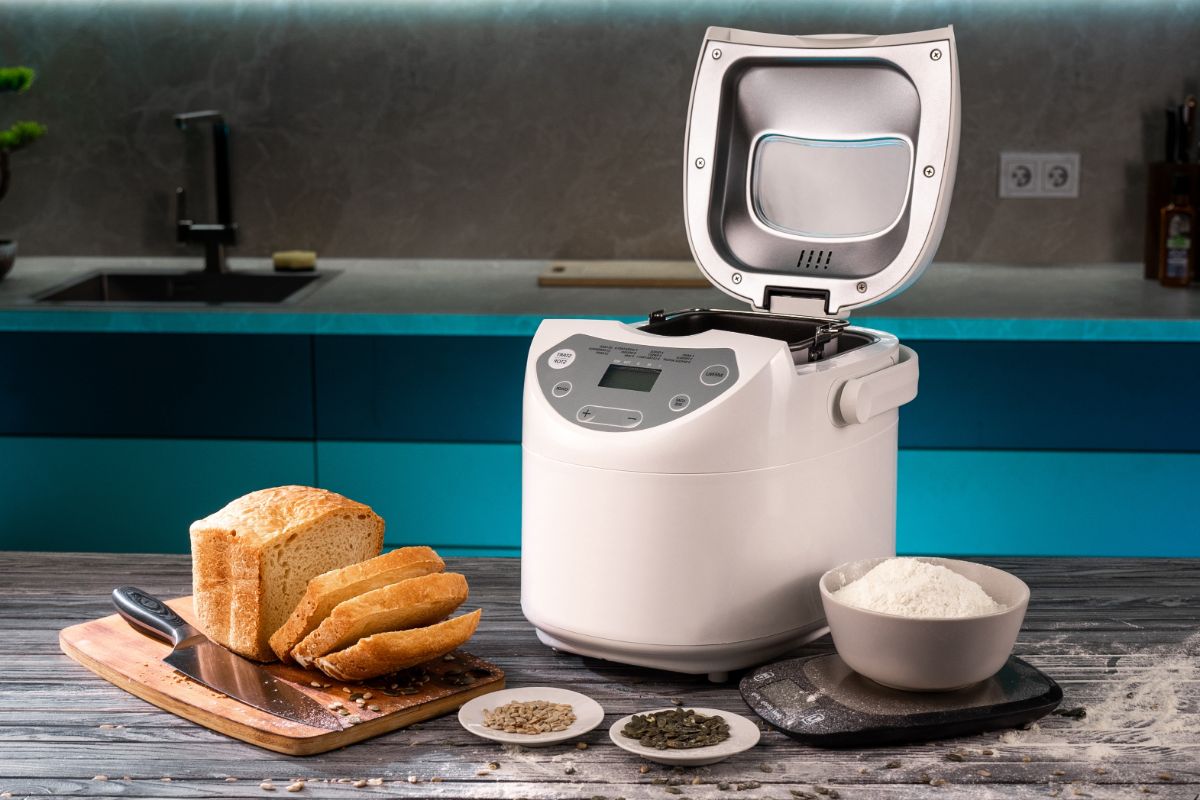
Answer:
[751,135,913,239]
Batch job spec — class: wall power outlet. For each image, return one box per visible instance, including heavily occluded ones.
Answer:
[998,152,1080,198]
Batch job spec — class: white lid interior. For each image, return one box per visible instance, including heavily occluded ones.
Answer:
[683,26,960,316]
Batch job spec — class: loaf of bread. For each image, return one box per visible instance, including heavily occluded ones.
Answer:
[190,486,385,662]
[314,609,482,681]
[269,546,444,662]
[291,572,468,668]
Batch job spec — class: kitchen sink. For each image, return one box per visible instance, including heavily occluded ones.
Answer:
[34,270,331,305]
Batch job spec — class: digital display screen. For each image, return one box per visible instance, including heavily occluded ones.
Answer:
[598,364,661,392]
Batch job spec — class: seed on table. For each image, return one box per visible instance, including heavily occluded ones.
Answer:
[328,701,343,710]
[577,741,588,750]
[885,760,902,769]
[225,777,238,782]
[260,782,275,791]
[487,762,500,770]
[640,765,651,774]
[1158,773,1172,782]
[92,775,108,781]
[717,782,730,791]
[1053,770,1066,776]
[98,723,116,729]
[692,777,701,785]
[286,782,304,792]
[946,752,965,762]
[1023,756,1032,763]
[310,681,322,688]
[930,778,947,787]
[352,780,367,788]
[476,771,490,777]
[978,770,992,777]
[367,777,384,785]
[565,766,576,775]
[981,749,994,756]
[161,777,173,782]
[759,763,773,773]
[736,781,761,791]
[367,704,381,712]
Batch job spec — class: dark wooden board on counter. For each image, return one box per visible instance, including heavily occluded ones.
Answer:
[58,596,504,756]
[3,553,1198,798]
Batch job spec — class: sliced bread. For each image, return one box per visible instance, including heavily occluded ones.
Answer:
[269,546,445,662]
[314,609,483,681]
[189,486,385,662]
[292,572,469,667]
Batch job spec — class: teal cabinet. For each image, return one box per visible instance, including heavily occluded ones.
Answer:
[0,437,314,552]
[316,441,520,557]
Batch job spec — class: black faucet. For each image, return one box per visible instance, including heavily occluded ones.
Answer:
[174,110,237,275]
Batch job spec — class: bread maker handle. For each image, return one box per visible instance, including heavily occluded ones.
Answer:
[837,345,919,425]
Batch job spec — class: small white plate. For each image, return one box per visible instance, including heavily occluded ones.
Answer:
[608,707,761,766]
[458,686,605,747]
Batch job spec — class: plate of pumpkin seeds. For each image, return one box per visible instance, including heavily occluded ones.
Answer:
[608,707,761,765]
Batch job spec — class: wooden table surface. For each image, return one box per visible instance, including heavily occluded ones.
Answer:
[2,552,1197,799]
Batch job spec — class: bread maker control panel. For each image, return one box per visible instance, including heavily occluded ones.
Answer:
[535,334,739,432]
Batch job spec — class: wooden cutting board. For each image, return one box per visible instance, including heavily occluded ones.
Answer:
[538,260,711,288]
[59,596,504,755]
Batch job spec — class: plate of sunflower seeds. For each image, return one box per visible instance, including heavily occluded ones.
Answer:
[608,706,761,765]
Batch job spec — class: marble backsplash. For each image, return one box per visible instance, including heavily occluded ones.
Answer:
[0,0,1195,264]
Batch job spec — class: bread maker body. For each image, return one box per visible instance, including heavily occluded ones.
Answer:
[521,26,960,680]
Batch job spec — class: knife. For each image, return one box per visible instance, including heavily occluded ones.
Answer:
[112,586,341,730]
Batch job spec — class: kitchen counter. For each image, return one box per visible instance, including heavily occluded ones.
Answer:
[3,551,1196,798]
[0,258,1198,340]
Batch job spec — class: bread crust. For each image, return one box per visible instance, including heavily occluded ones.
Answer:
[314,609,483,681]
[189,486,385,662]
[292,572,468,667]
[269,546,445,662]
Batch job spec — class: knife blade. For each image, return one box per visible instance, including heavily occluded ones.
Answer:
[112,586,341,730]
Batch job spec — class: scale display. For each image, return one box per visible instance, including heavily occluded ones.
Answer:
[740,654,1062,747]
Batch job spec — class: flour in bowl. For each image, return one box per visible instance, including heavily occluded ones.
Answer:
[832,558,1005,618]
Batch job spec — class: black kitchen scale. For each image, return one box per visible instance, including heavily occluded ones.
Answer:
[740,654,1062,747]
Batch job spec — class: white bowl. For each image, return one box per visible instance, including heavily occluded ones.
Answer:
[607,707,761,766]
[820,557,1030,692]
[458,686,605,747]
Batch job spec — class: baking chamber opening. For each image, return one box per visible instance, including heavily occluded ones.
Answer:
[639,309,875,361]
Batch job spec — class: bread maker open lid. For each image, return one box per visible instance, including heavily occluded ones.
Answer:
[683,26,960,317]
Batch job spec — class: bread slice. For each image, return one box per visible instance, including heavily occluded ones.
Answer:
[292,572,468,668]
[314,609,482,681]
[269,546,445,662]
[189,486,385,662]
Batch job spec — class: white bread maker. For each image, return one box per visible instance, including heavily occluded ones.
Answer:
[521,26,960,681]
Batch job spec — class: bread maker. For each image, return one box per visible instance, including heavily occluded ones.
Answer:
[521,26,960,681]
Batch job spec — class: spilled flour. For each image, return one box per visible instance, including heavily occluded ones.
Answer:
[999,630,1200,761]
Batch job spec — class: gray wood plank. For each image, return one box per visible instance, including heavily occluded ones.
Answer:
[0,552,1196,800]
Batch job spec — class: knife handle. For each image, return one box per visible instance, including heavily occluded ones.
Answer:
[112,586,202,647]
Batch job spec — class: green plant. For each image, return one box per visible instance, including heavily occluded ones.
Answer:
[0,66,47,204]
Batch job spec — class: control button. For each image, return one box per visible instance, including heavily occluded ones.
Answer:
[576,405,643,429]
[551,380,573,398]
[668,393,691,412]
[547,348,576,369]
[700,364,730,386]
